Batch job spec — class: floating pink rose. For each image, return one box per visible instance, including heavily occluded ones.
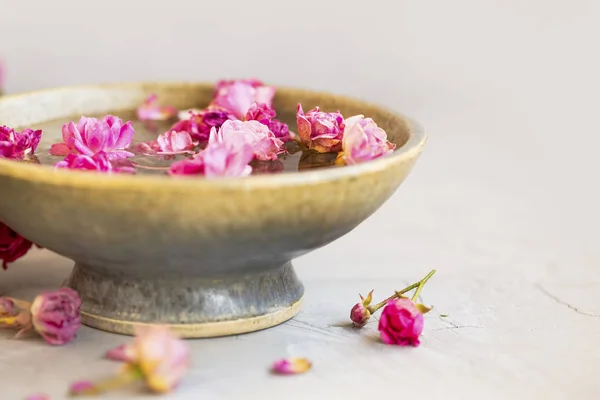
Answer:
[295,104,345,153]
[212,79,275,118]
[0,125,42,160]
[378,297,424,347]
[135,130,195,155]
[271,357,312,375]
[218,120,284,161]
[49,115,135,160]
[136,94,178,121]
[245,103,291,142]
[169,106,234,142]
[169,129,253,178]
[340,115,395,165]
[55,152,135,174]
[71,326,190,396]
[30,288,82,345]
[0,222,35,270]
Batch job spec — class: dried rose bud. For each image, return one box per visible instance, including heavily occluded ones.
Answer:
[136,94,178,121]
[295,104,345,153]
[0,125,42,160]
[245,102,291,142]
[339,115,395,165]
[0,297,32,333]
[378,297,424,347]
[217,120,284,161]
[30,288,81,345]
[350,290,373,327]
[271,357,312,375]
[212,79,275,118]
[0,222,35,270]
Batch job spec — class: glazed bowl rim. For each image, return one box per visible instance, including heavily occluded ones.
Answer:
[0,81,426,190]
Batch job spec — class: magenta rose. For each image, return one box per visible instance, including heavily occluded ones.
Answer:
[378,297,424,346]
[30,288,82,345]
[0,222,34,270]
[0,126,42,160]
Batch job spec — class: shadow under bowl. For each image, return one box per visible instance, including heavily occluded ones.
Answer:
[0,82,426,337]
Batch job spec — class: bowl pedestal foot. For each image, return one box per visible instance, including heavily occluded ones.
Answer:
[65,261,304,338]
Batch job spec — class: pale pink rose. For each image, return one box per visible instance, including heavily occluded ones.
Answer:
[295,104,345,153]
[212,79,275,118]
[169,106,234,142]
[55,152,135,174]
[30,288,82,345]
[127,325,190,393]
[218,119,284,161]
[378,297,424,346]
[0,222,35,270]
[341,115,395,165]
[49,115,135,160]
[136,94,178,121]
[0,125,42,160]
[245,102,291,142]
[271,357,312,375]
[169,127,253,178]
[135,130,195,155]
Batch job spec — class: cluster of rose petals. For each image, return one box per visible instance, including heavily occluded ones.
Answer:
[49,115,135,160]
[296,104,345,153]
[0,126,42,160]
[0,222,35,269]
[169,106,234,142]
[245,103,291,142]
[218,120,283,161]
[136,94,178,121]
[124,325,190,393]
[135,130,195,155]
[271,357,312,375]
[378,297,424,346]
[212,79,275,119]
[30,288,82,345]
[341,115,395,165]
[55,152,134,174]
[169,125,254,178]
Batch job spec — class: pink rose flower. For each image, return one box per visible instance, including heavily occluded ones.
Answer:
[245,103,291,142]
[55,152,135,174]
[0,222,35,270]
[169,127,253,178]
[350,290,373,328]
[341,115,395,165]
[218,119,284,161]
[271,357,312,375]
[49,115,135,160]
[30,288,82,345]
[134,130,195,155]
[0,125,43,160]
[169,106,234,142]
[136,94,178,121]
[378,297,424,347]
[295,104,345,153]
[0,297,32,331]
[212,79,275,118]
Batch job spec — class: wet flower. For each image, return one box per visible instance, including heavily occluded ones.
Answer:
[350,290,373,327]
[169,106,234,142]
[71,326,190,396]
[0,125,43,160]
[212,79,275,118]
[245,102,291,142]
[135,130,196,155]
[49,115,135,160]
[338,115,395,165]
[55,152,135,174]
[295,104,345,153]
[169,126,253,178]
[378,297,424,347]
[0,222,35,270]
[136,94,178,121]
[218,119,284,161]
[271,357,312,375]
[30,288,82,345]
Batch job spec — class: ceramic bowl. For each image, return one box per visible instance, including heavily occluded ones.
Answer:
[0,83,426,337]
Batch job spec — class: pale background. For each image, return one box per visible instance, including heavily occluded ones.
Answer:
[1,0,600,399]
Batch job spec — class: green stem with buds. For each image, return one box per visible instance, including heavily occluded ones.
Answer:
[366,269,436,314]
[68,367,143,397]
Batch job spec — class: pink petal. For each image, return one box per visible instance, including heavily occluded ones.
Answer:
[48,142,70,156]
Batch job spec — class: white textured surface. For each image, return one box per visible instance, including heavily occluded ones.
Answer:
[2,0,600,398]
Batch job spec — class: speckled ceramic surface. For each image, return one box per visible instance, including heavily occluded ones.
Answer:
[0,83,426,337]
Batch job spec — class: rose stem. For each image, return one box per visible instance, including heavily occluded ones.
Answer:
[68,369,142,397]
[367,269,437,314]
[411,269,437,302]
